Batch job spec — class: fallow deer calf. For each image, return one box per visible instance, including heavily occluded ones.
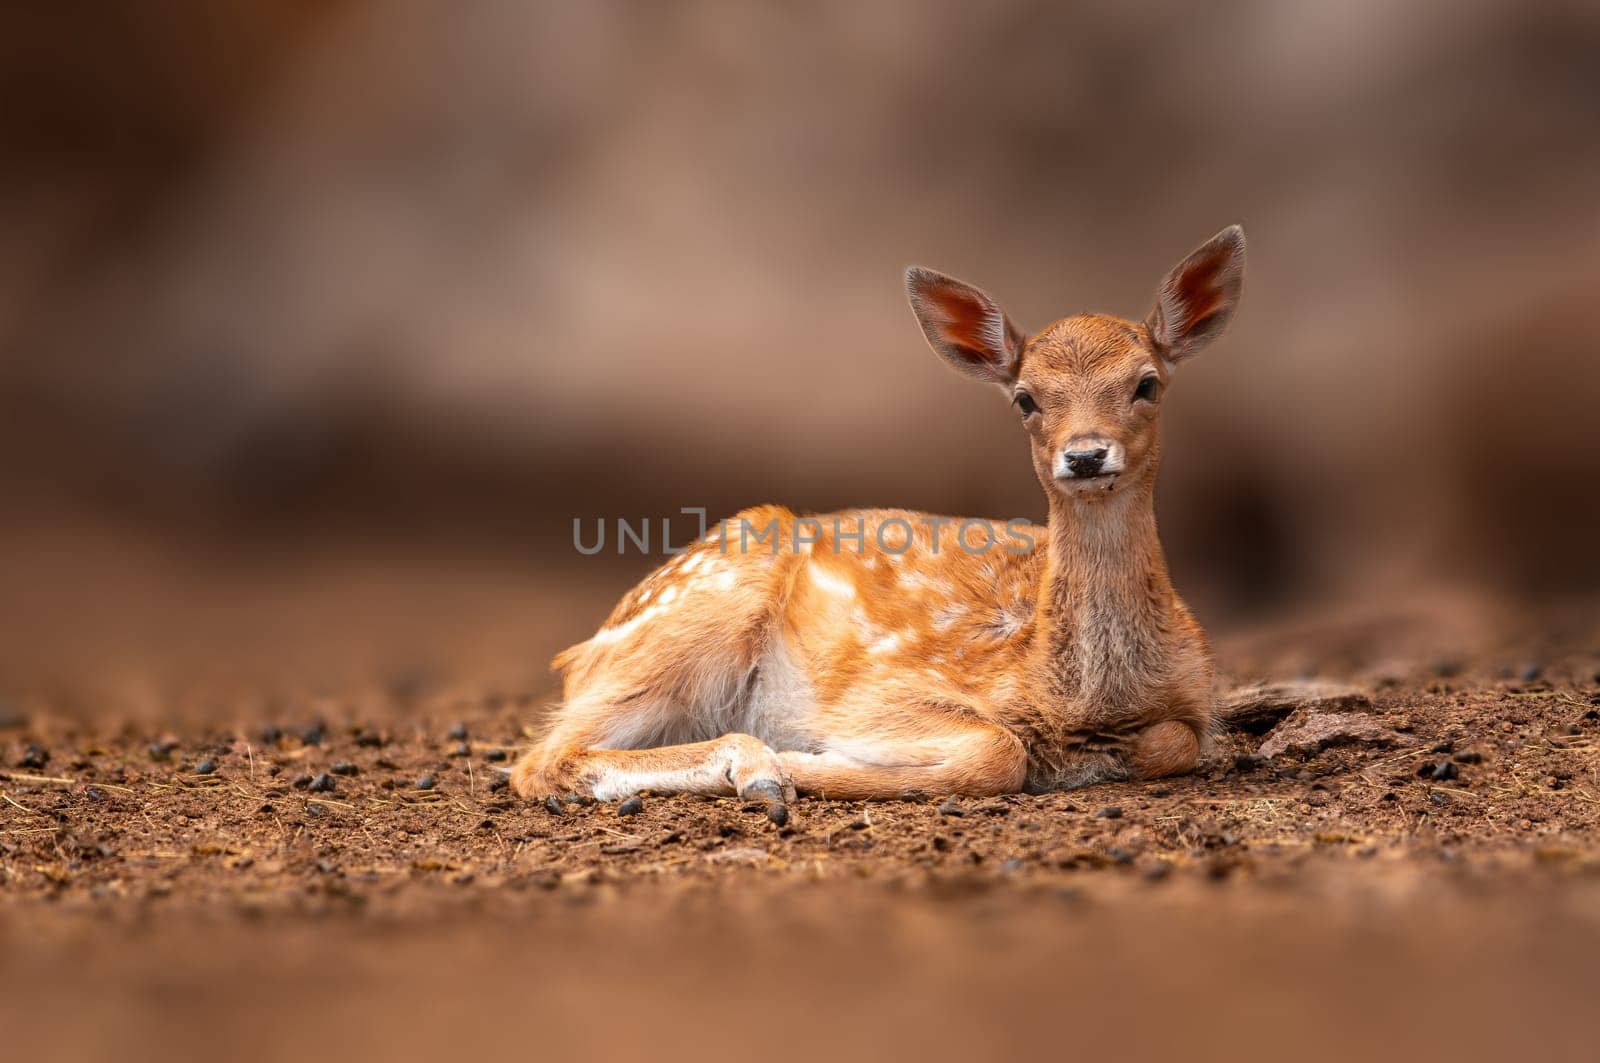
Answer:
[513,227,1246,823]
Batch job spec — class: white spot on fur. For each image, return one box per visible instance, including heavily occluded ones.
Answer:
[986,610,1025,639]
[809,564,856,600]
[868,632,902,655]
[590,605,662,647]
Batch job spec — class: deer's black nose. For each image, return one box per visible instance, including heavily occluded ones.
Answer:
[1064,447,1109,477]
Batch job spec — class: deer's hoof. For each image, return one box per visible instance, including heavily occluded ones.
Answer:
[740,779,791,825]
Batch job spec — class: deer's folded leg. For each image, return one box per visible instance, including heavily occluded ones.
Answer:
[510,732,795,817]
[777,723,1027,800]
[1128,719,1201,779]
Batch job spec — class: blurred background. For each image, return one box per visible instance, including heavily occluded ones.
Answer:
[2,0,1598,712]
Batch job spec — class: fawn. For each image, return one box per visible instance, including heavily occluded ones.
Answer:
[513,226,1245,822]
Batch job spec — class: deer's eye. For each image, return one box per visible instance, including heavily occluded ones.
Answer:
[1134,376,1160,403]
[1013,392,1039,418]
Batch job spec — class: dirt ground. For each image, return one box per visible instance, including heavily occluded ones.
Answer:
[4,579,1600,1061]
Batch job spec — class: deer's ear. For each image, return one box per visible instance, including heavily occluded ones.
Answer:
[905,267,1025,385]
[1147,225,1245,363]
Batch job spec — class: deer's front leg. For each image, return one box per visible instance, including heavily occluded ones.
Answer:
[510,733,796,822]
[777,722,1027,800]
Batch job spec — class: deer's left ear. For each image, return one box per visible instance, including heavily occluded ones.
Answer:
[1147,225,1245,363]
[905,267,1025,385]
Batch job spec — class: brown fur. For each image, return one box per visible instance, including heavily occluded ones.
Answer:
[511,227,1246,812]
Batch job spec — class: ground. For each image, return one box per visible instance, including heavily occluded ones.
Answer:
[3,589,1600,1061]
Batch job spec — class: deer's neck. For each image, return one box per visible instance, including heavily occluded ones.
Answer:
[1032,482,1174,708]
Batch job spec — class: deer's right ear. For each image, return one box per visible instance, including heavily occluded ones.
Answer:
[905,268,1024,385]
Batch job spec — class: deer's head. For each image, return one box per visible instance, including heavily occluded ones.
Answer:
[907,226,1244,504]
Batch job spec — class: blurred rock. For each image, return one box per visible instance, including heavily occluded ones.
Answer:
[1258,710,1404,759]
[1219,682,1373,734]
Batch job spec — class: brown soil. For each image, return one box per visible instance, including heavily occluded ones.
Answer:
[4,600,1600,1061]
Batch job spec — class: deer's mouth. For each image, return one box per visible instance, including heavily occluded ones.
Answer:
[1055,471,1120,496]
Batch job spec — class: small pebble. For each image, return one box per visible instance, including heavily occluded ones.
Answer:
[148,738,180,761]
[19,742,49,769]
[193,758,217,776]
[936,797,966,817]
[1233,754,1266,772]
[355,731,384,748]
[291,774,314,790]
[447,723,469,741]
[330,761,358,776]
[1094,806,1123,820]
[450,741,471,757]
[486,775,508,792]
[543,795,565,815]
[1430,761,1459,781]
[258,725,282,744]
[307,773,336,793]
[414,773,437,791]
[1429,740,1454,754]
[300,724,325,747]
[484,749,508,763]
[764,802,789,827]
[617,795,644,817]
[1453,750,1483,764]
[1429,791,1448,805]
[1519,663,1544,682]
